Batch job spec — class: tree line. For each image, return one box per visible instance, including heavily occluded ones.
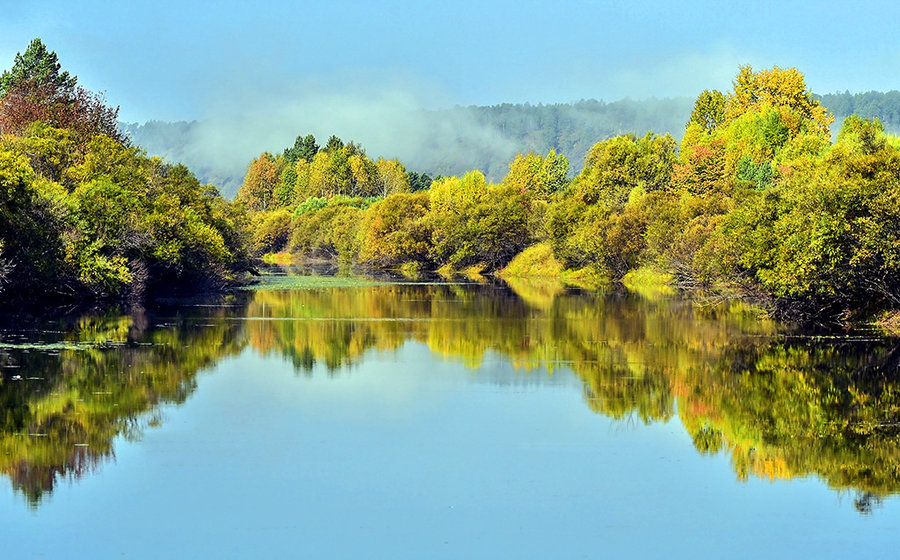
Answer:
[4,38,900,324]
[241,65,900,323]
[123,91,900,200]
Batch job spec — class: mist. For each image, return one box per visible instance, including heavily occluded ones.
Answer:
[124,80,523,197]
[125,77,696,198]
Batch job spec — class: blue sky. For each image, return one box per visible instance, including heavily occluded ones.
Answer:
[3,0,899,122]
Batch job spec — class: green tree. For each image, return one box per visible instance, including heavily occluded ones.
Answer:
[283,134,319,163]
[719,116,900,315]
[358,192,431,266]
[0,148,66,300]
[274,166,297,207]
[324,135,344,152]
[427,171,533,269]
[0,38,76,96]
[503,149,569,198]
[574,133,676,209]
[407,171,433,192]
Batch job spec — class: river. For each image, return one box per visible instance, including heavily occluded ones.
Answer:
[1,274,898,558]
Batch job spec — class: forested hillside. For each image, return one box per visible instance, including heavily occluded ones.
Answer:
[125,92,900,200]
[819,91,900,133]
[123,97,695,198]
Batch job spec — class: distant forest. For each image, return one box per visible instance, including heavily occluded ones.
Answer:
[818,91,900,133]
[123,91,900,198]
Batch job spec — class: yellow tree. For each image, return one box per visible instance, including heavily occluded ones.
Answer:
[688,89,726,133]
[358,192,430,265]
[236,153,278,211]
[503,149,569,198]
[348,153,378,196]
[306,151,331,198]
[725,65,833,137]
[374,158,410,197]
[293,158,312,201]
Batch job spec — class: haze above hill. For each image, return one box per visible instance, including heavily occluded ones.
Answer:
[123,91,900,198]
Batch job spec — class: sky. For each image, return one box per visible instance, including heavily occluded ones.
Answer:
[3,0,900,124]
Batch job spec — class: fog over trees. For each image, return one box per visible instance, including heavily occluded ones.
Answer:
[124,92,900,199]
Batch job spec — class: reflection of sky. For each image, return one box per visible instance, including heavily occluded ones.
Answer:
[3,342,898,558]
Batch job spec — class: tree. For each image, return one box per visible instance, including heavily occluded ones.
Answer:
[349,153,379,196]
[0,38,76,97]
[274,166,297,207]
[358,192,431,265]
[717,115,900,315]
[725,65,833,137]
[503,149,569,198]
[427,171,533,269]
[0,148,67,299]
[0,39,123,144]
[283,133,319,163]
[407,171,433,192]
[320,149,351,196]
[293,159,313,201]
[236,153,278,211]
[324,135,344,152]
[671,140,727,195]
[251,208,293,255]
[688,90,726,133]
[574,133,676,209]
[374,158,410,197]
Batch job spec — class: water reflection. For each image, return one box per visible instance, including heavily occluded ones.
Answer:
[0,295,250,507]
[2,281,899,512]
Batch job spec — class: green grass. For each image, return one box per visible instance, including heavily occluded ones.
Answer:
[501,243,563,279]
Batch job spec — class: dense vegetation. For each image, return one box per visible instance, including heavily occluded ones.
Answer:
[0,40,254,306]
[241,65,900,323]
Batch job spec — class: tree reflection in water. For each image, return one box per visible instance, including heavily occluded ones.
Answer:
[2,280,899,511]
[0,294,251,508]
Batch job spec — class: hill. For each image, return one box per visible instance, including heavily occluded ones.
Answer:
[123,91,900,198]
[123,97,694,198]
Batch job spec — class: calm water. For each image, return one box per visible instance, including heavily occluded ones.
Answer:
[1,277,899,558]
